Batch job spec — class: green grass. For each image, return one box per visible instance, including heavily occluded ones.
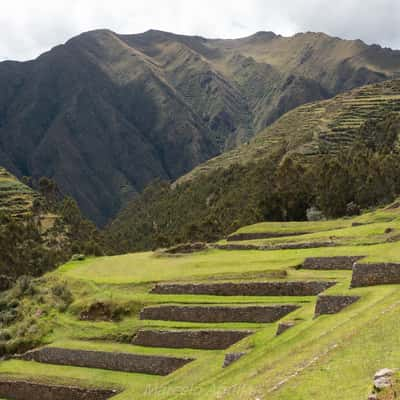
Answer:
[2,207,400,398]
[224,205,400,248]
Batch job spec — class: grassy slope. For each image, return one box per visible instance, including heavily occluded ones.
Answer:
[179,79,400,183]
[0,167,35,219]
[2,207,400,398]
[223,205,400,247]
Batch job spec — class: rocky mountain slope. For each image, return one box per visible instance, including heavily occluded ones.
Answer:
[1,29,400,223]
[107,80,400,252]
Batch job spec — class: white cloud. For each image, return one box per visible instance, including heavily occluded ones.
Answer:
[0,0,398,61]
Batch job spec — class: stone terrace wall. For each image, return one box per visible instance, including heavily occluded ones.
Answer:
[140,305,299,323]
[276,322,295,336]
[303,256,365,270]
[227,232,308,241]
[351,263,400,287]
[21,347,193,376]
[132,329,253,350]
[215,242,336,251]
[0,380,117,400]
[314,295,360,317]
[151,281,336,296]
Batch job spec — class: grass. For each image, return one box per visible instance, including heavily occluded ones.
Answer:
[2,207,400,398]
[224,205,400,248]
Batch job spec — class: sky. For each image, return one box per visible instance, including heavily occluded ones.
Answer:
[1,0,399,61]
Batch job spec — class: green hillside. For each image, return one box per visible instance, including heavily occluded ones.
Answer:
[2,30,400,223]
[107,80,400,253]
[0,167,36,219]
[180,79,400,182]
[1,204,400,398]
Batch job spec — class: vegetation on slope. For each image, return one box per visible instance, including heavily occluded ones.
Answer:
[106,108,400,253]
[0,168,36,219]
[1,205,400,398]
[0,171,104,279]
[1,30,400,223]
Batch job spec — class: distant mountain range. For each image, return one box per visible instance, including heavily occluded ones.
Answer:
[1,29,400,224]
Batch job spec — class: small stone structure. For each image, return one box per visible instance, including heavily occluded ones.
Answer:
[140,304,299,323]
[20,347,194,376]
[351,262,400,287]
[132,329,253,350]
[314,295,360,317]
[0,380,118,400]
[276,322,295,336]
[302,256,365,270]
[151,281,336,296]
[222,352,247,368]
[227,231,307,241]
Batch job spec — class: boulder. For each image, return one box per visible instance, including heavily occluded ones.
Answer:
[223,352,246,368]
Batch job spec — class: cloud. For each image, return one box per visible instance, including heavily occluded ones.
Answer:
[0,0,398,61]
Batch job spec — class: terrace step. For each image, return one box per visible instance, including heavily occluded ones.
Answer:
[132,329,253,350]
[302,256,365,270]
[0,379,118,400]
[227,231,308,241]
[140,304,300,323]
[19,347,194,376]
[351,262,400,287]
[314,295,360,317]
[151,281,336,296]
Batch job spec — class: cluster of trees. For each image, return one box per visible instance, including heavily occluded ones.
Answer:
[3,113,400,274]
[106,113,400,253]
[0,178,103,279]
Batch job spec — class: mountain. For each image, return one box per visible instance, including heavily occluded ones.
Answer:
[106,80,400,252]
[180,79,400,182]
[1,29,400,223]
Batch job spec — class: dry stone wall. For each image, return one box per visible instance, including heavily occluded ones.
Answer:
[215,242,336,251]
[151,281,336,296]
[132,329,253,350]
[276,322,295,336]
[227,232,308,241]
[351,263,400,287]
[140,305,299,323]
[314,295,360,317]
[222,352,246,367]
[0,380,117,400]
[302,256,365,270]
[20,347,193,376]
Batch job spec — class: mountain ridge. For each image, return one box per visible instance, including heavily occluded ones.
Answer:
[1,29,400,223]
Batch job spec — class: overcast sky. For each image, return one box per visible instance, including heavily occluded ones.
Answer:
[1,0,399,61]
